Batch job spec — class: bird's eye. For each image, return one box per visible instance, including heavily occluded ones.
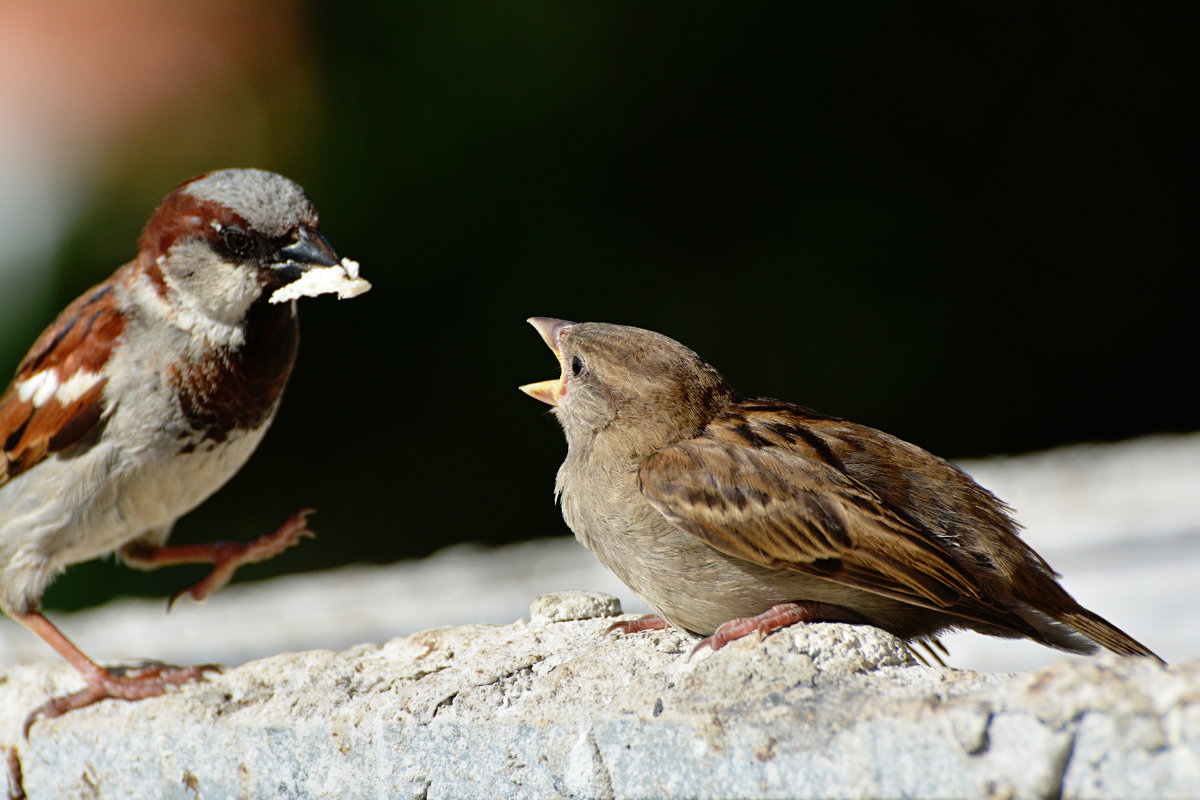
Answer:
[571,355,584,376]
[221,227,253,256]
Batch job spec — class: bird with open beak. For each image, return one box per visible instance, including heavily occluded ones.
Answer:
[521,317,1162,663]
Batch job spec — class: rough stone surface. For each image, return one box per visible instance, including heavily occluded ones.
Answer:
[530,590,623,623]
[2,597,1197,800]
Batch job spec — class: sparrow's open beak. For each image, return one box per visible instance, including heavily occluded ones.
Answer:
[272,225,340,273]
[519,317,575,406]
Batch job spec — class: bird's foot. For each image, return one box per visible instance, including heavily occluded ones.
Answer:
[168,509,316,608]
[24,662,219,737]
[690,601,867,657]
[605,614,669,636]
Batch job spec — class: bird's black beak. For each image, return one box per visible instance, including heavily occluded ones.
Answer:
[272,225,340,277]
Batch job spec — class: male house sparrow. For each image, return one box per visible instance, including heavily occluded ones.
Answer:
[0,168,369,731]
[521,318,1161,663]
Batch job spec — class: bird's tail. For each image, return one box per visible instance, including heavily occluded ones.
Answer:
[1053,605,1164,663]
[1004,560,1165,662]
[1015,599,1164,663]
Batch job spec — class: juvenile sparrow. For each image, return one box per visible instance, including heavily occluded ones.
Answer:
[0,168,370,732]
[521,318,1161,663]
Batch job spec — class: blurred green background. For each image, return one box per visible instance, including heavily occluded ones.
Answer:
[1,2,1195,611]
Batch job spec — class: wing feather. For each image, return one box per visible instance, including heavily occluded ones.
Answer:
[638,432,1056,640]
[0,283,121,485]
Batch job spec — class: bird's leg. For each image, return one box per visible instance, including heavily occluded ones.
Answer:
[120,509,315,609]
[15,611,218,737]
[605,614,669,636]
[691,601,868,657]
[18,511,313,735]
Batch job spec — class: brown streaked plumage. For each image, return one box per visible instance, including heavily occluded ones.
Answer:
[521,318,1162,663]
[1,168,365,735]
[0,286,121,481]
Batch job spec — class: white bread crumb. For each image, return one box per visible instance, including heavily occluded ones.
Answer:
[269,258,371,304]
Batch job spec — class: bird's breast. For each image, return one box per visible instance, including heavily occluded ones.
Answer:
[170,301,298,443]
[555,454,893,636]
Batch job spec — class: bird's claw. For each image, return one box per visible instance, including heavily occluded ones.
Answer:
[23,662,220,738]
[604,614,669,637]
[167,509,316,610]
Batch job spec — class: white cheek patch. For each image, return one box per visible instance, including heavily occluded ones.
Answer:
[269,258,371,304]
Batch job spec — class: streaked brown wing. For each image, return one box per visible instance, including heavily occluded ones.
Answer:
[0,284,120,486]
[639,436,988,608]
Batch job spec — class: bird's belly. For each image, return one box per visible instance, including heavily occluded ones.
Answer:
[120,433,266,535]
[1,422,268,584]
[613,535,845,634]
[563,489,897,636]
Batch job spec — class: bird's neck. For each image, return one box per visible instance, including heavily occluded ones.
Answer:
[169,297,299,444]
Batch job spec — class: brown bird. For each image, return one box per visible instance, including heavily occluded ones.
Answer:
[520,318,1162,663]
[0,169,369,733]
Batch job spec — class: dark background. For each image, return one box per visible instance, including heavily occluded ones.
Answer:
[3,3,1195,610]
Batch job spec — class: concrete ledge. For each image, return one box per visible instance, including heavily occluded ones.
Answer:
[4,592,1197,799]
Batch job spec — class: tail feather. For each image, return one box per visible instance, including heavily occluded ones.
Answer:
[1010,563,1164,663]
[1017,609,1098,656]
[1055,607,1164,663]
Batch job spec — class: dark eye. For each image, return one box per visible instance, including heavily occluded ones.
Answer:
[221,227,253,256]
[571,355,584,376]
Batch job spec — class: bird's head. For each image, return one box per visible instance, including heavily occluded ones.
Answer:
[521,318,736,457]
[133,168,342,337]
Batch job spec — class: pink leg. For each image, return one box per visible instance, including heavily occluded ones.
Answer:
[605,614,669,636]
[691,601,868,657]
[16,611,218,737]
[121,509,315,609]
